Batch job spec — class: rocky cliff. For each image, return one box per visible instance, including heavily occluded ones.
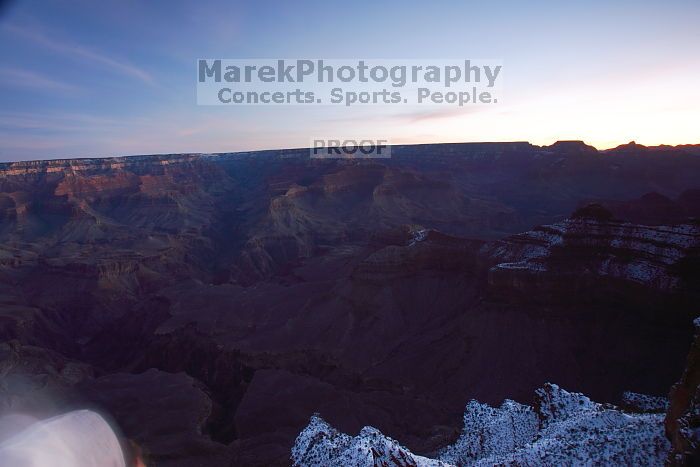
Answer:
[481,205,700,298]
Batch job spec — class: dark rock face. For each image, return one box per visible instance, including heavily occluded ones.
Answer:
[665,319,700,465]
[578,191,700,226]
[547,140,599,155]
[78,369,231,467]
[0,143,699,465]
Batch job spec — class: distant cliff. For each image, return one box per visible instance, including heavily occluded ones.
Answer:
[481,206,700,297]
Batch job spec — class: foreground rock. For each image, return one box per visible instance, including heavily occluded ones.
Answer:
[292,384,670,466]
[292,415,449,467]
[665,318,700,465]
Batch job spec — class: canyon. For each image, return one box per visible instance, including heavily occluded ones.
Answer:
[0,141,698,465]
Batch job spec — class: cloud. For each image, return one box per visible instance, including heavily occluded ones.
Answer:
[0,67,79,93]
[0,111,145,134]
[326,106,484,125]
[3,23,153,84]
[398,107,481,123]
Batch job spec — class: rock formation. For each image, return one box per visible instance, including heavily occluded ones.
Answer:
[292,384,670,466]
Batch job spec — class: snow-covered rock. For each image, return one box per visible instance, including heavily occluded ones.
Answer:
[481,217,700,292]
[292,384,670,467]
[621,391,669,413]
[534,382,597,427]
[291,414,449,467]
[291,415,352,466]
[438,399,537,463]
[480,383,669,466]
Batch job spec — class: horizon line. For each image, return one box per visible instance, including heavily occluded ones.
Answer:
[2,139,699,165]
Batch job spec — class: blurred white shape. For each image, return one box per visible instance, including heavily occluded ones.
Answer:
[0,410,126,467]
[0,414,39,444]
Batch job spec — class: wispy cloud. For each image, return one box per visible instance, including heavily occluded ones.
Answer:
[398,108,481,123]
[0,111,145,133]
[3,23,153,84]
[327,107,484,125]
[0,67,80,93]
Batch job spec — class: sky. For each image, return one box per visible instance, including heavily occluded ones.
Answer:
[0,0,698,161]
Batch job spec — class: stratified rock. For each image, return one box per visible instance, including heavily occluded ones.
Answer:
[482,215,700,294]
